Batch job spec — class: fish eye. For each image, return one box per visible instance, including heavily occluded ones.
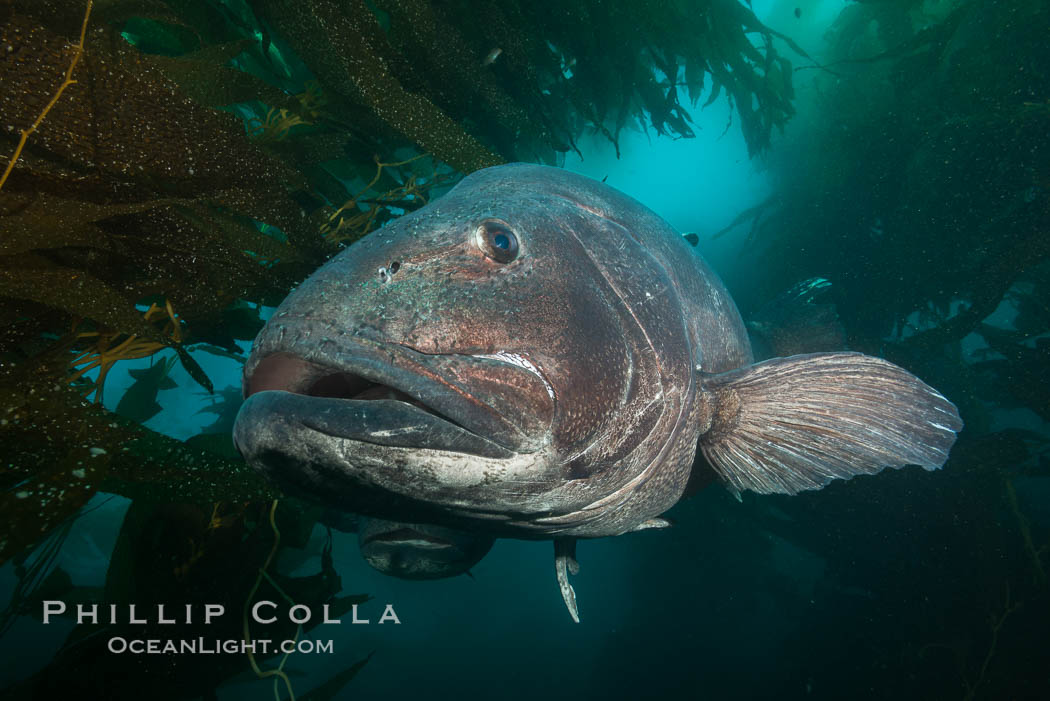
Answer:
[475,219,519,264]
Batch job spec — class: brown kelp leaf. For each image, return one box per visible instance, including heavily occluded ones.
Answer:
[684,55,706,106]
[0,366,276,564]
[81,198,306,326]
[93,0,190,29]
[207,187,321,250]
[376,0,537,154]
[0,12,304,195]
[0,192,188,257]
[253,0,503,174]
[174,344,212,393]
[143,40,294,108]
[0,255,157,338]
[173,203,297,264]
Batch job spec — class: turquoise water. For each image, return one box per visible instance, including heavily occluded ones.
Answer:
[1,1,1047,699]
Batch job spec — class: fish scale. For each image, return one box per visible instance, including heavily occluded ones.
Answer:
[234,163,962,622]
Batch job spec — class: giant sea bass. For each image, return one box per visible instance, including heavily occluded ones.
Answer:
[233,164,962,620]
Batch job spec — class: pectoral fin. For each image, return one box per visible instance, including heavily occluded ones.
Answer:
[554,538,580,623]
[698,352,963,496]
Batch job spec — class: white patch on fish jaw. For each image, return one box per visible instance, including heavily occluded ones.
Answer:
[368,427,422,439]
[334,433,556,503]
[474,351,557,401]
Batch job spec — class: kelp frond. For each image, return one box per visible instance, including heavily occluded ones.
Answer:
[247,106,311,142]
[0,0,803,570]
[0,0,93,192]
[321,154,456,245]
[66,299,183,403]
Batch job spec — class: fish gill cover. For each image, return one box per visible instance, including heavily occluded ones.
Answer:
[0,0,799,698]
[0,0,1047,699]
[0,0,794,559]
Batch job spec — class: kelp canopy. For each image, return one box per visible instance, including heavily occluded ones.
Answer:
[710,0,1050,435]
[0,0,796,561]
[710,3,1050,697]
[724,0,1050,404]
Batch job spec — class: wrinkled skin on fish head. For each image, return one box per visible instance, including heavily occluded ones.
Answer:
[236,164,962,622]
[236,162,961,551]
[235,164,721,538]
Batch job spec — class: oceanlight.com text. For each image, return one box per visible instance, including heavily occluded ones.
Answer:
[106,637,336,655]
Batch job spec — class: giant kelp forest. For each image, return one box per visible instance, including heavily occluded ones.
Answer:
[0,1,798,698]
[1,0,1048,698]
[714,1,1050,698]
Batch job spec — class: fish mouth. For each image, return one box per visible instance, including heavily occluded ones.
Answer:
[236,354,514,460]
[234,330,555,463]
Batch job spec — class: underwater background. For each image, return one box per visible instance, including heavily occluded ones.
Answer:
[1,0,1048,699]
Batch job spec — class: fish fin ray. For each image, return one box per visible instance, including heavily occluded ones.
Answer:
[554,538,580,622]
[698,352,962,495]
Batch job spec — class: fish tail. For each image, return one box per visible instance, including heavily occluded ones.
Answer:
[697,352,963,497]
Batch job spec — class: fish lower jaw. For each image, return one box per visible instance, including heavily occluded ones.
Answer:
[243,351,468,430]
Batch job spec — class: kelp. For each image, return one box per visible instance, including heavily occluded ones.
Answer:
[0,1,325,350]
[714,4,1050,695]
[733,0,1050,344]
[0,0,800,566]
[972,324,1050,423]
[0,0,92,191]
[5,497,370,699]
[250,0,504,174]
[66,299,184,402]
[321,153,457,245]
[250,0,799,162]
[0,361,276,563]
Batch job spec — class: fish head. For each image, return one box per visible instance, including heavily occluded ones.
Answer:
[358,517,493,580]
[234,164,697,536]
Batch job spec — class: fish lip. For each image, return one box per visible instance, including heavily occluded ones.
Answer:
[236,390,515,460]
[240,324,544,454]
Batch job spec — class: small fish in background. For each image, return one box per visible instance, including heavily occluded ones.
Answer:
[115,355,178,423]
[747,277,847,359]
[795,7,802,19]
[24,567,105,619]
[482,47,502,66]
[234,164,962,623]
[184,385,248,459]
[869,216,885,240]
[195,384,245,433]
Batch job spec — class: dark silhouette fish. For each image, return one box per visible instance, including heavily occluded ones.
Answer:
[233,164,962,620]
[115,356,177,422]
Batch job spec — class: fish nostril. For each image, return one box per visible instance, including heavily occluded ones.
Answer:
[378,262,400,283]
